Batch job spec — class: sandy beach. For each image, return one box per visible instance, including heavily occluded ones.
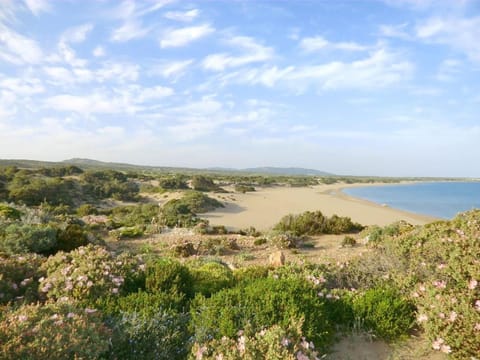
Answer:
[201,183,438,231]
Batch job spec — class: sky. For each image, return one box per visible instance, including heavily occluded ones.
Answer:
[1,0,480,177]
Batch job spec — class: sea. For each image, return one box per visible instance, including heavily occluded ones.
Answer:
[343,181,480,220]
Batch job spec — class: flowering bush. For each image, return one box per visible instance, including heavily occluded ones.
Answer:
[189,319,322,360]
[371,210,480,358]
[39,244,144,303]
[0,301,110,359]
[0,253,45,305]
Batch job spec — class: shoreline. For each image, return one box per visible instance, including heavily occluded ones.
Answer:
[201,182,439,231]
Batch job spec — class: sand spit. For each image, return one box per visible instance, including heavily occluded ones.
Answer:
[202,183,438,231]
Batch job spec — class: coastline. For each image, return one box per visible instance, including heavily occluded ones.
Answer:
[201,182,439,231]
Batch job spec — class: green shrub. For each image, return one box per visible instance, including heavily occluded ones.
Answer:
[352,285,415,341]
[110,226,145,240]
[159,176,188,190]
[0,253,45,305]
[253,237,267,246]
[107,309,191,360]
[341,236,356,247]
[0,223,57,255]
[190,277,334,351]
[145,258,194,300]
[0,301,110,360]
[76,204,98,217]
[268,231,303,249]
[94,291,191,359]
[197,236,239,255]
[189,262,233,297]
[234,184,255,193]
[0,204,22,220]
[191,175,218,192]
[233,265,270,283]
[55,223,90,252]
[273,211,363,236]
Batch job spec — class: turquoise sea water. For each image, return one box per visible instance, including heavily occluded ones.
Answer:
[343,182,480,220]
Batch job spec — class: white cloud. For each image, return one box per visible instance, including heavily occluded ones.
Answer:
[0,24,43,64]
[0,76,44,96]
[137,86,174,102]
[203,36,274,71]
[415,16,480,61]
[96,62,139,83]
[111,20,150,42]
[24,0,50,16]
[159,24,214,48]
[379,23,411,40]
[150,59,194,79]
[300,35,367,52]
[109,0,173,42]
[222,48,413,91]
[93,45,106,57]
[61,23,93,44]
[164,9,199,22]
[45,92,137,115]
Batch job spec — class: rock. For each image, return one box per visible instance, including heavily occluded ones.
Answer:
[268,250,285,267]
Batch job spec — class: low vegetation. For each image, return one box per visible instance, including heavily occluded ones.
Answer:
[0,163,478,359]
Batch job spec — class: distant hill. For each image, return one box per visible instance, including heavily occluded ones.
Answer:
[0,158,333,176]
[241,167,332,176]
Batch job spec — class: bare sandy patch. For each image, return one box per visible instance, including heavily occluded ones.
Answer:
[201,183,437,231]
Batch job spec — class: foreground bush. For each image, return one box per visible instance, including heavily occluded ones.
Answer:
[0,301,110,360]
[367,210,480,358]
[96,291,191,359]
[40,245,144,303]
[189,261,234,297]
[190,319,321,360]
[0,253,45,305]
[190,277,334,351]
[352,285,415,341]
[145,258,194,300]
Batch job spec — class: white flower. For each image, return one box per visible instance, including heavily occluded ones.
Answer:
[417,314,428,322]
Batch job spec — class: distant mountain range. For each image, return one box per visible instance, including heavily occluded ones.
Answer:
[209,166,333,176]
[0,158,333,176]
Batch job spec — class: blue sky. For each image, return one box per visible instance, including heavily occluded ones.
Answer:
[1,0,479,176]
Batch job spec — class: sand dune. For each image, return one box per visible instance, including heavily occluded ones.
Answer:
[202,183,437,231]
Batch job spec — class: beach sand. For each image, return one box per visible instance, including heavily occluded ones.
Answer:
[202,183,438,231]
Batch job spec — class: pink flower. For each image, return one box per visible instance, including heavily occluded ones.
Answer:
[433,280,447,289]
[237,335,245,354]
[432,338,444,350]
[17,315,28,322]
[438,312,445,319]
[440,344,452,354]
[195,345,207,360]
[296,351,309,360]
[475,300,480,312]
[448,311,457,322]
[468,279,478,290]
[474,323,480,331]
[281,337,291,347]
[437,263,446,269]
